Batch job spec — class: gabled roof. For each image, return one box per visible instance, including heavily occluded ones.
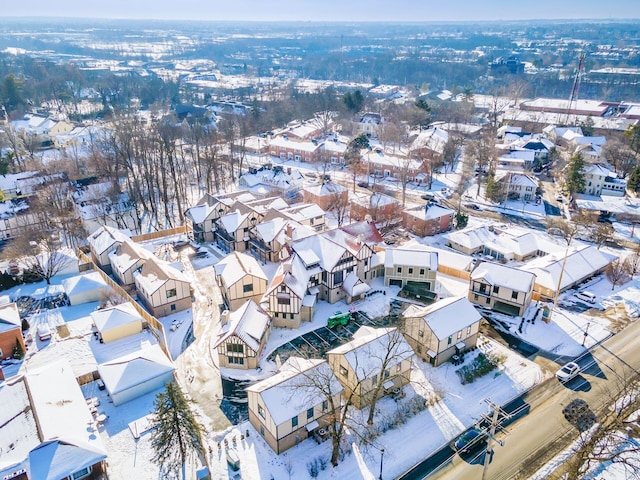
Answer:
[326,327,414,381]
[219,209,250,234]
[404,297,482,340]
[91,302,143,333]
[342,273,370,297]
[87,225,130,255]
[185,202,216,224]
[471,262,536,292]
[246,357,342,426]
[409,126,449,155]
[109,239,155,274]
[213,300,270,352]
[29,440,107,480]
[135,256,190,295]
[214,251,267,288]
[264,254,315,301]
[340,220,383,244]
[385,248,438,270]
[61,271,110,296]
[0,302,21,330]
[304,182,347,197]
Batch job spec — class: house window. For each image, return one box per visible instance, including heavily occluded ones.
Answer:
[229,357,245,365]
[339,365,348,378]
[227,343,244,354]
[260,425,265,436]
[408,268,414,274]
[243,284,254,293]
[457,330,462,339]
[322,400,328,411]
[277,296,290,305]
[448,336,452,345]
[397,267,402,274]
[418,330,424,337]
[419,268,425,275]
[166,288,177,299]
[290,313,294,320]
[474,294,478,301]
[511,291,519,300]
[258,405,265,419]
[307,407,314,419]
[333,271,343,284]
[292,416,298,428]
[384,369,390,379]
[170,304,176,311]
[467,326,472,335]
[493,285,499,294]
[485,297,490,304]
[417,345,422,353]
[372,374,378,385]
[71,467,92,480]
[396,364,401,373]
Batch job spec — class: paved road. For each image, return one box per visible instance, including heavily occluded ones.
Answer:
[401,319,640,480]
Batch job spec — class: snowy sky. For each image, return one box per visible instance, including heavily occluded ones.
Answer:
[4,0,640,21]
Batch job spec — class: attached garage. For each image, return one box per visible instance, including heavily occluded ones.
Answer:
[97,343,175,406]
[62,272,113,306]
[493,300,521,317]
[389,279,403,287]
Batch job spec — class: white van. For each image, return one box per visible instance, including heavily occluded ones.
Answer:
[574,291,596,304]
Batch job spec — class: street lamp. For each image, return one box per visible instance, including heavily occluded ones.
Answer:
[379,448,384,480]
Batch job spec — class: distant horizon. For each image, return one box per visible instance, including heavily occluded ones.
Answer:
[3,0,640,23]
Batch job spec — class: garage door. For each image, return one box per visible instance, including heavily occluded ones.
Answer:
[493,300,520,316]
[389,279,403,287]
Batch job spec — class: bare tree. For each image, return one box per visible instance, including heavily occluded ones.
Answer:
[547,217,580,246]
[605,259,631,290]
[625,246,640,277]
[326,187,349,227]
[466,128,497,196]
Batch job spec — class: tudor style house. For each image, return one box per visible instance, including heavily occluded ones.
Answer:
[214,251,268,311]
[403,296,482,366]
[213,301,271,369]
[134,256,192,317]
[468,262,535,316]
[246,356,343,454]
[87,225,130,273]
[0,303,25,363]
[326,326,415,409]
[263,255,318,329]
[185,191,255,242]
[109,238,155,291]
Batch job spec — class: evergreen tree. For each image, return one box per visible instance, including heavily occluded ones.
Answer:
[484,172,503,202]
[565,153,586,197]
[13,338,24,359]
[628,164,640,192]
[150,381,205,479]
[455,210,469,229]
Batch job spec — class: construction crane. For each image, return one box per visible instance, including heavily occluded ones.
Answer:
[565,52,586,126]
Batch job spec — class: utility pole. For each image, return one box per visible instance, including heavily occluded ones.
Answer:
[481,399,508,480]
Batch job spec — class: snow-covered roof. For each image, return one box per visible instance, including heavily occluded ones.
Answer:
[219,209,250,234]
[471,262,536,292]
[96,341,174,396]
[62,271,110,297]
[342,272,370,297]
[213,300,270,352]
[255,217,287,243]
[304,182,347,197]
[384,248,437,270]
[496,172,539,188]
[214,251,267,288]
[327,327,414,381]
[109,239,155,274]
[404,204,455,221]
[0,302,21,331]
[185,203,215,224]
[282,203,325,223]
[409,126,449,154]
[352,192,399,209]
[135,256,190,295]
[91,302,143,334]
[340,220,383,245]
[246,357,342,426]
[404,296,482,340]
[87,225,130,255]
[584,164,613,177]
[522,244,617,292]
[401,239,473,272]
[264,254,316,301]
[29,439,107,480]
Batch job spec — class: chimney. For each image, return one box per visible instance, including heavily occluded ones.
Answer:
[286,223,294,240]
[220,310,230,326]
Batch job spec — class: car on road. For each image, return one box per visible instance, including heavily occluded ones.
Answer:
[421,192,436,201]
[452,428,487,454]
[357,181,370,188]
[464,203,481,211]
[574,291,596,304]
[556,362,581,382]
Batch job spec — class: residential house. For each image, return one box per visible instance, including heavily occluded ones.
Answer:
[213,300,271,369]
[522,244,617,300]
[269,135,320,163]
[326,326,415,409]
[239,168,305,201]
[185,191,255,242]
[278,203,326,232]
[582,164,627,197]
[409,126,449,158]
[87,225,131,273]
[134,256,192,317]
[109,238,155,290]
[263,255,318,328]
[403,296,482,366]
[0,303,25,361]
[302,182,348,212]
[319,137,348,166]
[358,112,383,138]
[468,262,536,316]
[402,203,454,236]
[91,302,143,343]
[384,247,438,296]
[350,192,401,224]
[246,357,343,454]
[0,171,44,200]
[363,149,423,183]
[249,217,314,264]
[214,209,254,254]
[496,172,539,202]
[214,251,268,310]
[0,359,107,480]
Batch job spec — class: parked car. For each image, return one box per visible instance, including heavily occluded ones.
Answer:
[452,428,487,454]
[357,181,370,188]
[464,203,481,211]
[421,193,436,201]
[574,291,596,304]
[556,362,581,382]
[97,379,106,391]
[37,325,52,341]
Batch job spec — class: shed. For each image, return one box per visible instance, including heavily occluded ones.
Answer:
[61,272,112,306]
